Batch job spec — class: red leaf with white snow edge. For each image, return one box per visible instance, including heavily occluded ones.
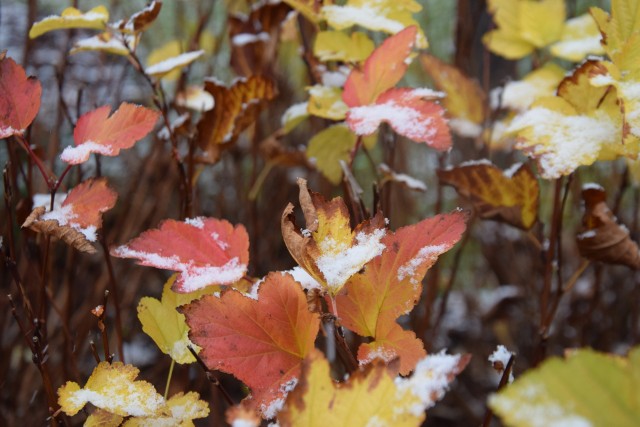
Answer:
[346,87,451,150]
[60,103,160,164]
[181,272,320,418]
[335,210,468,374]
[0,55,41,138]
[111,217,249,293]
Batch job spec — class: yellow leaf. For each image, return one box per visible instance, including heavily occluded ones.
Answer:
[498,62,565,111]
[283,0,325,23]
[146,50,204,80]
[138,275,212,364]
[281,102,310,134]
[551,13,605,62]
[29,6,109,39]
[85,409,124,427]
[123,392,209,426]
[70,32,135,56]
[314,31,374,62]
[146,40,183,80]
[278,349,469,426]
[322,0,428,48]
[483,0,565,59]
[176,86,215,112]
[57,362,164,417]
[307,124,357,184]
[307,85,348,120]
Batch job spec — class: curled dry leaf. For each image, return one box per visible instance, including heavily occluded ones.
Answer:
[22,178,118,253]
[116,0,163,33]
[281,178,386,296]
[438,161,539,230]
[576,185,640,269]
[0,55,42,138]
[197,76,276,163]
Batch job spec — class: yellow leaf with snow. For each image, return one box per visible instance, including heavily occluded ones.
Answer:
[123,392,209,426]
[314,31,374,62]
[551,14,604,62]
[146,50,204,80]
[57,362,164,417]
[70,32,135,56]
[497,62,565,112]
[322,0,428,48]
[307,85,348,120]
[29,6,109,38]
[483,0,565,59]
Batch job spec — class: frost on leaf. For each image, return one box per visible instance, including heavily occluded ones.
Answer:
[145,50,205,79]
[335,211,468,374]
[281,178,386,296]
[576,185,640,269]
[550,14,604,62]
[483,0,565,60]
[197,76,276,163]
[438,162,539,230]
[495,63,565,112]
[112,217,249,293]
[29,6,109,39]
[0,55,41,139]
[58,362,163,417]
[70,32,136,56]
[122,391,209,426]
[60,103,160,165]
[278,349,469,426]
[489,346,640,427]
[22,178,117,253]
[181,272,320,418]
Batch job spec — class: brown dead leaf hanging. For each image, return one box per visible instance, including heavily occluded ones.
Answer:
[576,184,640,269]
[23,206,97,253]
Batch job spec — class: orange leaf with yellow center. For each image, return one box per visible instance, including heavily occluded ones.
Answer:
[181,272,320,418]
[281,178,386,296]
[335,210,468,374]
[438,161,539,230]
[0,55,41,138]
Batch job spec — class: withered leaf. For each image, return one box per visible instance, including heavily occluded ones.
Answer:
[577,185,640,269]
[23,206,96,253]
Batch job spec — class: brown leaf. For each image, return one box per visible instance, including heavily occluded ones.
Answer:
[117,1,163,33]
[577,185,640,269]
[23,206,97,253]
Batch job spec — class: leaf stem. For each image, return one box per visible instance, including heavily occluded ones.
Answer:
[164,358,175,400]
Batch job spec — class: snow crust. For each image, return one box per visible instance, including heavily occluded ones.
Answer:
[146,50,204,76]
[348,102,436,141]
[60,141,112,164]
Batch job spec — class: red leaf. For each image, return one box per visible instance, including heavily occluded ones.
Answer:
[343,26,417,107]
[0,55,41,138]
[346,88,451,150]
[111,217,249,293]
[60,103,160,164]
[181,272,320,417]
[335,210,468,374]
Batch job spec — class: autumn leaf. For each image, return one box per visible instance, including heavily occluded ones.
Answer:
[306,123,357,184]
[281,178,386,296]
[145,50,204,79]
[550,13,604,62]
[483,0,565,60]
[70,32,135,56]
[22,178,117,253]
[489,346,640,427]
[60,103,159,164]
[116,0,163,34]
[84,409,123,427]
[112,217,249,293]
[197,76,276,163]
[181,272,320,418]
[0,55,41,139]
[420,54,486,138]
[176,85,215,112]
[29,5,109,39]
[438,161,538,230]
[313,31,374,62]
[283,0,322,23]
[322,0,428,48]
[335,210,468,374]
[58,362,164,417]
[278,349,470,426]
[307,85,348,120]
[281,102,309,134]
[496,62,565,112]
[122,392,209,426]
[576,184,640,269]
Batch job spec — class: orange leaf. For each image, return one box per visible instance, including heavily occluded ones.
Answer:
[0,55,41,138]
[111,217,249,292]
[346,87,451,149]
[343,26,417,107]
[197,76,276,163]
[437,161,539,230]
[22,178,117,253]
[335,211,468,374]
[60,103,160,164]
[181,272,320,418]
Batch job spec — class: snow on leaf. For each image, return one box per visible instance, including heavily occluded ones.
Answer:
[281,178,386,296]
[278,349,469,426]
[122,392,209,426]
[550,14,605,62]
[346,87,451,149]
[60,103,159,165]
[342,26,418,108]
[438,162,539,230]
[22,178,117,252]
[116,0,163,34]
[306,123,357,185]
[111,217,249,293]
[313,30,375,62]
[181,272,320,417]
[307,85,348,120]
[483,0,565,60]
[0,55,41,139]
[57,362,164,417]
[29,6,109,39]
[282,102,309,134]
[70,32,135,56]
[176,85,215,112]
[322,0,428,48]
[493,62,565,112]
[335,211,468,374]
[489,346,640,427]
[145,50,204,79]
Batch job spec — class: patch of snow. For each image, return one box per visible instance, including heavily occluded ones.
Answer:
[359,346,397,365]
[397,244,448,285]
[145,50,204,76]
[287,266,321,291]
[232,32,270,46]
[260,377,298,419]
[185,217,205,229]
[582,182,604,191]
[33,193,65,211]
[321,67,350,88]
[449,118,482,138]
[281,102,309,127]
[348,102,437,142]
[489,345,515,382]
[577,230,597,239]
[60,141,112,164]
